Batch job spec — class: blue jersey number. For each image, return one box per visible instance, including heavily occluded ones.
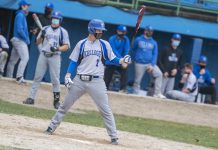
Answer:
[96,59,100,67]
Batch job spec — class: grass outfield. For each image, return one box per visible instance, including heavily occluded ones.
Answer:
[0,100,218,149]
[0,145,30,150]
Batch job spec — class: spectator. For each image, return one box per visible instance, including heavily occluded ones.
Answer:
[30,2,54,35]
[132,25,165,98]
[0,28,9,78]
[193,55,217,104]
[166,63,198,102]
[158,33,184,95]
[6,0,31,84]
[104,25,130,91]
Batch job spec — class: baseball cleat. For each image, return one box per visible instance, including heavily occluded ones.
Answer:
[53,100,60,109]
[153,94,166,99]
[111,138,118,145]
[44,127,53,135]
[16,76,26,85]
[23,98,34,105]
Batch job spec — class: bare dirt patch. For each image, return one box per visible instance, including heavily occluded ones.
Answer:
[0,78,218,128]
[0,113,212,150]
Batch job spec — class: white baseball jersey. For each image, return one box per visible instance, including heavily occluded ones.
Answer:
[0,35,9,49]
[70,38,117,77]
[184,72,198,96]
[37,26,70,54]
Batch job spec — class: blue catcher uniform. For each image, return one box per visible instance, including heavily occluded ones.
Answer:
[45,19,131,145]
[104,25,130,90]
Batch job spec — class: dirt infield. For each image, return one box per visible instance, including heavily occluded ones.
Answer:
[0,78,218,128]
[0,113,213,150]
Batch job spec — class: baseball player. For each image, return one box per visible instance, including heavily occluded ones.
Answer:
[6,0,31,84]
[166,63,198,102]
[104,25,130,91]
[23,11,70,109]
[158,34,184,95]
[132,25,165,98]
[193,55,217,104]
[44,19,131,145]
[0,28,9,78]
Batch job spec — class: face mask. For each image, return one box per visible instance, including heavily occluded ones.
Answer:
[199,65,206,69]
[94,33,103,39]
[117,34,125,38]
[172,41,180,47]
[145,32,153,38]
[45,8,52,16]
[23,8,29,16]
[52,19,60,26]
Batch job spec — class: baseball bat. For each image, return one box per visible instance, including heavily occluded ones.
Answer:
[32,13,43,30]
[129,5,146,53]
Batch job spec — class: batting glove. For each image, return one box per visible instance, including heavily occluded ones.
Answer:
[41,30,46,39]
[65,74,73,89]
[50,46,59,52]
[123,55,131,64]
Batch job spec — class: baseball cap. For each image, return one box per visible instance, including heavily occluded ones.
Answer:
[18,0,31,7]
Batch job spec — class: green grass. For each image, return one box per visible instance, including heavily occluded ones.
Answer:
[0,100,218,149]
[0,145,30,150]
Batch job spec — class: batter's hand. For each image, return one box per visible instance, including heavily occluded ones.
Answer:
[65,74,73,89]
[41,30,46,39]
[121,63,128,69]
[50,46,59,52]
[123,55,131,64]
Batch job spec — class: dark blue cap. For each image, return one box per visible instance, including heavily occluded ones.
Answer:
[172,33,181,40]
[144,25,153,31]
[18,0,30,7]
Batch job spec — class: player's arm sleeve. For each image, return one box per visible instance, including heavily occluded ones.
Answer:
[62,29,71,49]
[69,41,81,62]
[178,51,185,70]
[151,41,158,66]
[16,14,27,41]
[124,37,130,56]
[67,60,77,77]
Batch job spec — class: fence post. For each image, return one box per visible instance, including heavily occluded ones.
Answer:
[176,0,181,16]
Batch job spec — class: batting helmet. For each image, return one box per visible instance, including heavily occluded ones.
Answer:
[199,55,207,63]
[117,25,127,32]
[45,2,54,9]
[172,33,181,40]
[88,19,107,34]
[144,25,153,31]
[52,11,63,22]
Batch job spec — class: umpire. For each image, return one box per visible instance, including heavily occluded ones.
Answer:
[158,34,184,95]
[104,25,130,91]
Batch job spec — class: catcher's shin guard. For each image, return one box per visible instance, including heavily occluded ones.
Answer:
[53,92,60,109]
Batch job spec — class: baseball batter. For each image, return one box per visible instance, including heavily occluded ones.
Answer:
[0,29,9,77]
[44,19,131,145]
[23,11,70,109]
